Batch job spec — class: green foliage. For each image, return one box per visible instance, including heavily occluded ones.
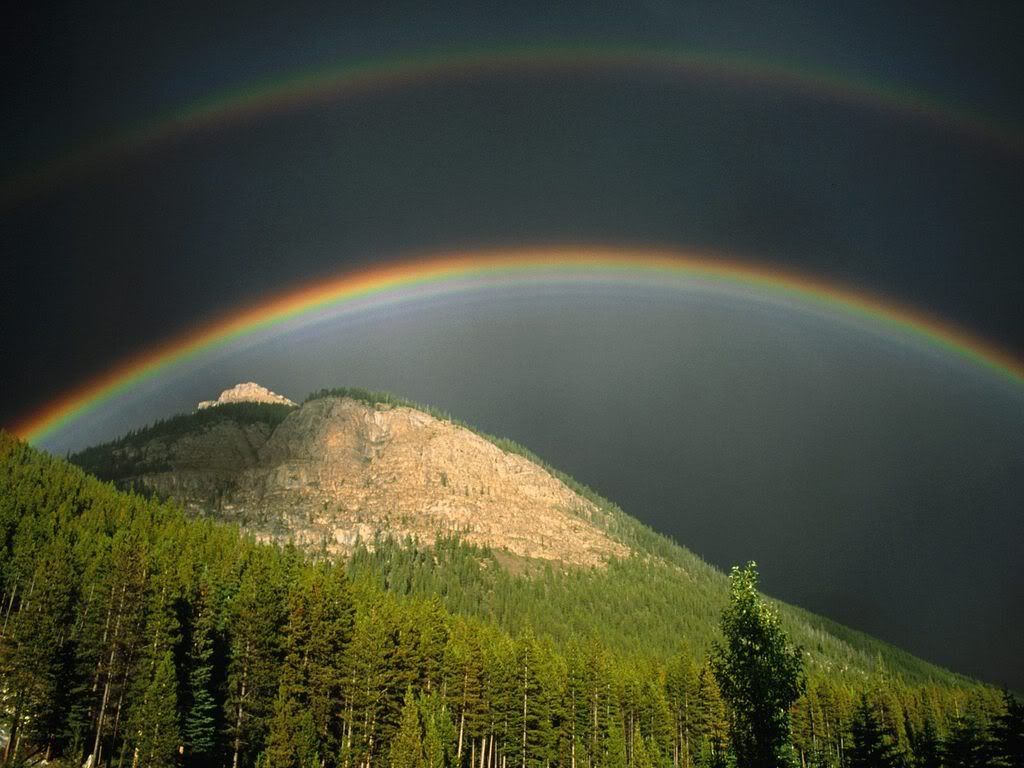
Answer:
[129,650,181,768]
[69,401,295,479]
[847,694,901,768]
[391,689,426,768]
[0,432,1007,768]
[712,562,805,768]
[993,692,1024,768]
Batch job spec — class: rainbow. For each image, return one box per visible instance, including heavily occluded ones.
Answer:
[4,43,1022,205]
[12,247,1024,445]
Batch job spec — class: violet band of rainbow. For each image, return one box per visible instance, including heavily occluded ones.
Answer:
[11,247,1024,445]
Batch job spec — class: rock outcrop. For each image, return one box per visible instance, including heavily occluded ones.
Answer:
[93,395,629,568]
[197,381,296,409]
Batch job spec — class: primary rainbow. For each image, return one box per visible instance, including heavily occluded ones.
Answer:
[4,43,1022,205]
[12,247,1024,445]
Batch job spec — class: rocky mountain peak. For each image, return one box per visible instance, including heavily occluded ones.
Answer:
[197,381,296,410]
[79,394,629,568]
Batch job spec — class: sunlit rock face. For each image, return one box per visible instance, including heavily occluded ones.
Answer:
[89,396,629,568]
[197,381,296,409]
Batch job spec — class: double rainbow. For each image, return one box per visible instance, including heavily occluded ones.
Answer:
[4,43,1022,205]
[12,248,1024,445]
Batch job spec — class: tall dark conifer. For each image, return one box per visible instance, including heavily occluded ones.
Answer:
[847,694,900,768]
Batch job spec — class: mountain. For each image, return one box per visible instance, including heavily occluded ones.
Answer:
[69,385,973,687]
[74,388,626,567]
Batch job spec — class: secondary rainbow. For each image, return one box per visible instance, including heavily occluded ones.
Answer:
[4,43,1022,205]
[12,247,1024,445]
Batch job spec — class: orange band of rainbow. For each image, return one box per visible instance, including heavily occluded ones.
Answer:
[11,247,1023,445]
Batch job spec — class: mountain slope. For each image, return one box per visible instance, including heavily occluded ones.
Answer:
[70,387,973,686]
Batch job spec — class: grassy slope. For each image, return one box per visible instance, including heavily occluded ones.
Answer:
[69,389,973,687]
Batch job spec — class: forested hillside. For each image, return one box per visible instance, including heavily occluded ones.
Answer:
[69,394,979,685]
[2,433,1021,768]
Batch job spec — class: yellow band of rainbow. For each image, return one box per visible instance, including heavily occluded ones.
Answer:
[11,247,1023,445]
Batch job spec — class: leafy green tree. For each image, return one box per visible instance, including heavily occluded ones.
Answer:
[711,562,804,768]
[847,694,900,768]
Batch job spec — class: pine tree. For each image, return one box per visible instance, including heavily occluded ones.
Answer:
[0,534,79,762]
[391,688,426,768]
[184,582,218,763]
[695,663,729,768]
[665,648,699,768]
[226,549,287,768]
[944,710,993,768]
[915,717,943,768]
[266,561,355,768]
[993,692,1024,768]
[711,563,805,768]
[131,650,181,768]
[603,713,629,768]
[847,694,900,768]
[419,691,455,768]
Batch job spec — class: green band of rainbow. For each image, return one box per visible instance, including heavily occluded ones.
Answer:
[4,43,1021,205]
[12,247,1024,445]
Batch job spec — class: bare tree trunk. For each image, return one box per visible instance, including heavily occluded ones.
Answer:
[522,660,528,768]
[93,583,129,768]
[0,580,17,637]
[231,641,250,768]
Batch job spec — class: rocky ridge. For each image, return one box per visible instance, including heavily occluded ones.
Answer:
[87,393,628,568]
[197,381,296,409]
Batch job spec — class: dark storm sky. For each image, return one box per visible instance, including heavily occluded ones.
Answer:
[2,2,1022,687]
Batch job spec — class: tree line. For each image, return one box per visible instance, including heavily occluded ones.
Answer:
[1,433,1021,768]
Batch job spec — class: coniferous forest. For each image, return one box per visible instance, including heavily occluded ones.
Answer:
[1,432,1022,768]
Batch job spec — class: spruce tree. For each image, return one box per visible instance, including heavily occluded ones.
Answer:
[665,648,699,768]
[695,663,729,768]
[944,710,993,768]
[711,563,804,768]
[226,549,287,768]
[0,535,79,761]
[391,688,426,768]
[993,692,1024,768]
[131,650,181,768]
[847,694,900,768]
[184,582,218,763]
[915,717,943,768]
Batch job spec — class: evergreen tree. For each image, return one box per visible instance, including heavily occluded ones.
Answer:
[420,691,456,768]
[712,563,805,768]
[130,650,181,768]
[603,714,628,768]
[993,692,1024,768]
[0,535,79,762]
[847,694,900,768]
[944,710,993,768]
[391,689,426,768]
[183,582,218,764]
[695,663,729,768]
[225,549,287,768]
[915,717,943,768]
[665,648,699,768]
